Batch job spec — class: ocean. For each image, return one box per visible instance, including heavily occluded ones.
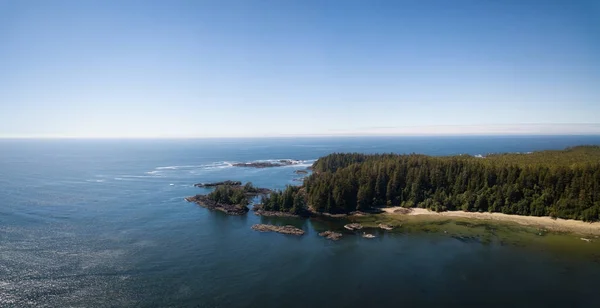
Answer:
[1,136,600,307]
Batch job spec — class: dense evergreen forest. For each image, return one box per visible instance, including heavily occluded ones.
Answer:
[261,146,600,222]
[204,182,264,206]
[259,185,307,215]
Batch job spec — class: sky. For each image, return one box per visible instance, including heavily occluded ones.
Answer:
[1,0,599,138]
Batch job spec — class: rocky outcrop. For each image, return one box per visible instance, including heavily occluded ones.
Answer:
[378,223,394,230]
[242,187,273,196]
[253,210,300,218]
[193,181,272,196]
[319,231,343,241]
[185,195,249,215]
[344,223,363,230]
[294,170,309,174]
[251,204,309,217]
[233,159,299,168]
[251,224,305,235]
[194,180,242,188]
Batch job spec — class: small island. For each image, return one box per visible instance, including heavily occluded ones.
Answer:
[233,159,300,168]
[186,182,272,215]
[194,180,241,188]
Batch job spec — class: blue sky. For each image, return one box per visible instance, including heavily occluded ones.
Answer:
[1,0,599,138]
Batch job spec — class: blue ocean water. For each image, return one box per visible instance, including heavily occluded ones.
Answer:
[1,136,600,307]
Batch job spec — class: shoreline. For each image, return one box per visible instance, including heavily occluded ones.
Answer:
[382,207,600,236]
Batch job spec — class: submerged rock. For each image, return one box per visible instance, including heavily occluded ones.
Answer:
[251,224,305,235]
[319,231,343,241]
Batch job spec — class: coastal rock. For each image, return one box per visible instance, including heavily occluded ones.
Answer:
[194,180,242,188]
[378,223,394,230]
[294,169,309,174]
[193,181,272,196]
[319,231,343,241]
[185,195,249,215]
[252,204,308,217]
[251,224,305,235]
[344,223,363,231]
[240,186,273,196]
[362,233,376,239]
[253,210,300,218]
[233,159,300,168]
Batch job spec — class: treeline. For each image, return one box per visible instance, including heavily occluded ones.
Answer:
[264,146,600,221]
[206,182,260,205]
[260,185,307,215]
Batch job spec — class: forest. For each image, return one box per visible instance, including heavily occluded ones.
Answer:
[205,185,249,206]
[260,146,600,222]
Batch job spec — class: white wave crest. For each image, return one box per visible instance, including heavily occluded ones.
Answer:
[154,162,233,171]
[155,165,203,170]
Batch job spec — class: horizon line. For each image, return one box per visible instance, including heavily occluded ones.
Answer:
[2,133,600,140]
[3,123,600,139]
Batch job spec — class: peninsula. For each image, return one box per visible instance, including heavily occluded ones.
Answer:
[187,146,600,234]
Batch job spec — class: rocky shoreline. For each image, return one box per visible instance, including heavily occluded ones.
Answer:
[193,180,273,196]
[194,180,242,188]
[252,204,309,218]
[233,159,300,168]
[251,224,305,235]
[253,209,302,218]
[185,195,249,215]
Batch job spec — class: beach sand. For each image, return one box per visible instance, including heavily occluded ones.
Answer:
[382,207,600,236]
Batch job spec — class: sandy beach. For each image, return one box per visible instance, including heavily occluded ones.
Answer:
[383,207,600,236]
